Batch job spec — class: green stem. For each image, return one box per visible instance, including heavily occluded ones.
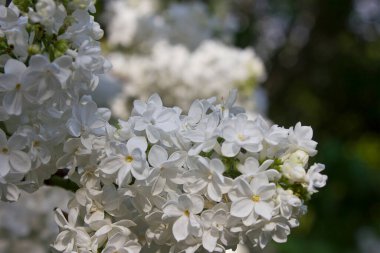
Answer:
[44,175,79,193]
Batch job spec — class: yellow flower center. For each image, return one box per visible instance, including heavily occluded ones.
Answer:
[251,195,261,202]
[1,148,8,154]
[238,133,246,141]
[125,155,133,163]
[15,83,21,91]
[184,210,190,217]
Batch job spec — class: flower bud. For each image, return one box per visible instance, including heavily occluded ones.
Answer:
[53,39,69,58]
[281,150,309,166]
[28,44,40,55]
[281,161,306,181]
[13,0,34,12]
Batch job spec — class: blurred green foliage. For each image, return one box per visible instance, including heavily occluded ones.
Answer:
[250,0,380,252]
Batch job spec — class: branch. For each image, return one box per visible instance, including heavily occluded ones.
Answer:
[44,170,80,193]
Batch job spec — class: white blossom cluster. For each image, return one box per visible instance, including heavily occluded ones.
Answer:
[109,40,265,115]
[0,0,110,201]
[0,1,327,252]
[51,90,326,252]
[0,186,72,253]
[105,0,266,118]
[106,0,237,51]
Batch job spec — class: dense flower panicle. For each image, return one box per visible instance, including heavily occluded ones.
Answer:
[49,89,326,253]
[0,1,327,252]
[0,0,109,199]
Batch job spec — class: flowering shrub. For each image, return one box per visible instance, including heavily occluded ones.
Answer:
[0,1,327,253]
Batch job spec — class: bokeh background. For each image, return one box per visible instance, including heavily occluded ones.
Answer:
[1,0,379,252]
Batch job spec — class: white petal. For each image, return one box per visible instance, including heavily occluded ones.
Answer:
[254,202,273,220]
[178,194,193,211]
[3,91,22,115]
[100,157,123,175]
[207,181,222,202]
[222,126,236,142]
[125,241,142,253]
[189,194,204,214]
[230,198,254,218]
[272,226,290,243]
[221,142,240,157]
[3,183,20,202]
[29,55,48,69]
[148,145,167,168]
[66,118,81,137]
[117,165,131,185]
[0,130,7,146]
[257,184,276,200]
[210,159,225,174]
[148,93,163,107]
[0,154,10,177]
[163,203,183,218]
[4,59,26,75]
[146,125,160,143]
[173,215,189,241]
[54,208,69,228]
[187,100,203,124]
[133,100,146,115]
[152,176,166,195]
[9,150,31,173]
[260,159,274,171]
[183,130,205,142]
[68,207,79,225]
[259,231,271,249]
[127,136,147,152]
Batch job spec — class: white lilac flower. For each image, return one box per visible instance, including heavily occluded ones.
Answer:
[66,95,109,139]
[229,177,276,226]
[182,112,220,156]
[132,94,180,143]
[280,150,309,182]
[201,203,230,252]
[246,216,295,249]
[275,188,302,219]
[213,89,244,119]
[100,136,148,185]
[184,157,233,202]
[288,122,318,156]
[237,157,280,181]
[71,41,111,91]
[304,163,328,194]
[53,207,92,252]
[0,5,29,59]
[91,218,136,247]
[28,0,66,34]
[147,144,186,195]
[60,9,103,47]
[221,114,263,157]
[102,231,141,253]
[0,129,31,177]
[0,181,20,201]
[163,194,204,241]
[145,210,173,245]
[23,55,72,103]
[19,126,51,167]
[0,59,28,115]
